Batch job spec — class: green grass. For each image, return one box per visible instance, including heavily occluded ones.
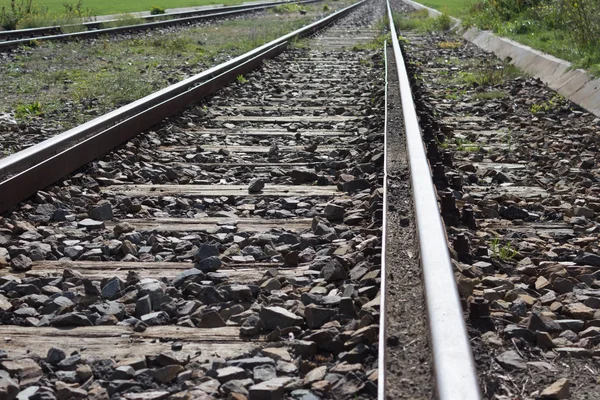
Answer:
[0,0,352,128]
[414,0,468,17]
[496,30,600,77]
[0,0,245,16]
[386,0,600,76]
[394,9,453,33]
[270,3,303,13]
[472,90,506,100]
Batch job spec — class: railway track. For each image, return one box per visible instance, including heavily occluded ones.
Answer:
[0,0,589,397]
[0,0,321,51]
[0,1,396,399]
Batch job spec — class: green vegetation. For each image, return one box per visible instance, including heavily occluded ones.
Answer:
[100,13,144,28]
[490,237,517,261]
[270,3,303,13]
[458,59,523,86]
[412,0,467,16]
[455,137,480,151]
[529,93,565,113]
[0,0,349,129]
[466,0,600,76]
[149,5,165,14]
[1,0,91,30]
[352,32,390,51]
[472,90,506,100]
[392,0,600,76]
[14,101,42,120]
[236,74,247,84]
[394,8,453,33]
[438,40,461,49]
[438,136,481,151]
[0,0,245,16]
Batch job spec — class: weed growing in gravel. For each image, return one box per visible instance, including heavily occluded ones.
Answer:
[352,33,390,51]
[443,88,466,100]
[454,137,480,151]
[358,57,373,68]
[438,41,462,49]
[458,58,522,86]
[472,90,507,100]
[490,237,517,261]
[270,4,303,13]
[236,75,248,84]
[394,9,453,33]
[101,14,145,28]
[290,37,310,49]
[14,101,43,120]
[2,145,18,156]
[529,93,565,114]
[150,5,166,15]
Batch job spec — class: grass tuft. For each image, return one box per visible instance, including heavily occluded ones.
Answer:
[472,90,507,100]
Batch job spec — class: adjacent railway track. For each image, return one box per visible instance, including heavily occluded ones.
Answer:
[0,0,322,51]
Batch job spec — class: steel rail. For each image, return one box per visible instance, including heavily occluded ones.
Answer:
[0,0,322,50]
[385,1,482,399]
[377,39,389,400]
[0,0,365,214]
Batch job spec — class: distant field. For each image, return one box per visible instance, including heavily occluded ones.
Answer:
[415,0,469,16]
[0,0,245,16]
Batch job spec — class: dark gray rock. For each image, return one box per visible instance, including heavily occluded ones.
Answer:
[259,306,303,330]
[46,347,66,365]
[304,304,337,329]
[10,254,32,272]
[240,314,262,336]
[528,312,562,333]
[320,259,347,282]
[248,179,265,193]
[51,313,92,327]
[101,277,123,300]
[496,350,527,370]
[253,364,277,383]
[574,251,600,267]
[172,269,204,287]
[200,287,225,305]
[194,243,219,262]
[195,256,222,272]
[342,179,370,193]
[195,310,226,328]
[140,311,170,325]
[499,205,529,220]
[0,370,18,400]
[136,295,152,318]
[88,201,113,221]
[110,366,134,381]
[287,169,318,183]
[323,203,345,221]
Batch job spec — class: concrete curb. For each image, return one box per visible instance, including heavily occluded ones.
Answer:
[400,0,600,118]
